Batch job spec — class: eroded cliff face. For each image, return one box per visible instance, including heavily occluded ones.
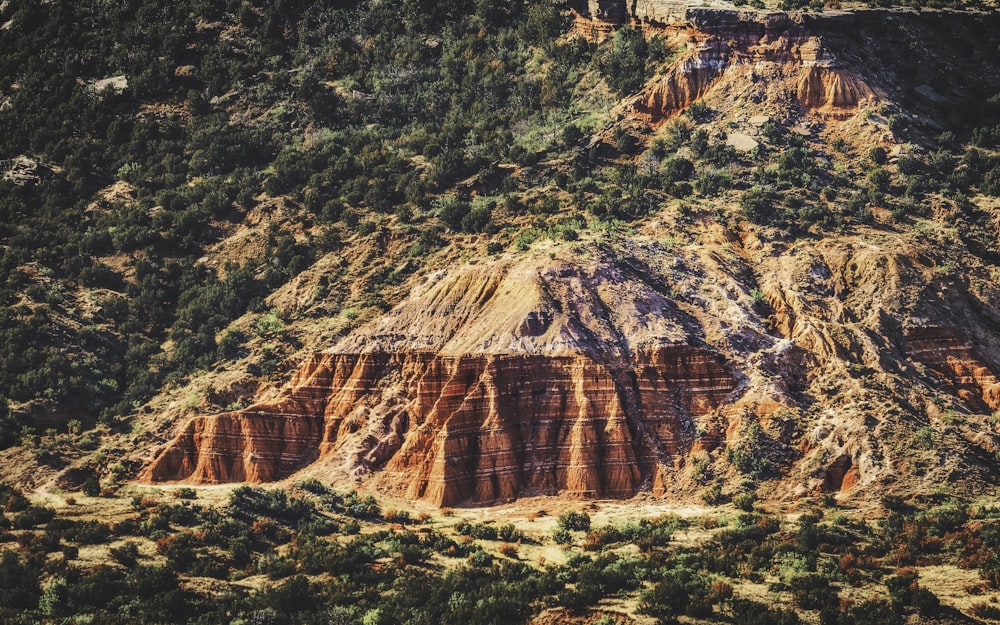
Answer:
[142,258,739,505]
[332,348,731,505]
[142,211,1000,504]
[628,11,875,122]
[907,327,1000,413]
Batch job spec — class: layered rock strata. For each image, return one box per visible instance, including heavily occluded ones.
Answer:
[906,327,1000,412]
[144,349,735,505]
[629,12,875,121]
[143,259,738,505]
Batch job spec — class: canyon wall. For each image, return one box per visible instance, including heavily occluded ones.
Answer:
[628,10,875,122]
[907,327,1000,413]
[143,258,739,505]
[143,347,735,506]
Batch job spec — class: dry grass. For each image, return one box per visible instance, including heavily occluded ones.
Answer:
[918,564,1000,619]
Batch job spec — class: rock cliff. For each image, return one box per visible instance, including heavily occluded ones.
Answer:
[628,10,876,122]
[143,256,739,505]
[907,327,1000,413]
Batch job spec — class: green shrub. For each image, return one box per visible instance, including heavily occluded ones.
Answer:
[867,167,891,191]
[599,26,650,96]
[694,169,732,196]
[82,477,101,497]
[733,492,756,512]
[741,186,775,224]
[111,542,140,567]
[558,511,591,532]
[686,101,715,124]
[730,598,801,625]
[639,566,714,620]
[497,523,524,542]
[702,482,725,505]
[915,426,935,449]
[726,422,777,480]
[13,505,55,529]
[434,194,471,231]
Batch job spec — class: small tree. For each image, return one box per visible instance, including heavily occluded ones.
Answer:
[600,26,649,96]
[82,477,101,497]
[39,576,68,617]
[558,511,591,532]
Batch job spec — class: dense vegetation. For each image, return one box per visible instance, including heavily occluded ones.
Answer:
[2,480,999,624]
[1,0,998,448]
[0,0,659,440]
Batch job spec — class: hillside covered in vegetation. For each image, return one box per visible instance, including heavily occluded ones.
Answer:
[4,0,1000,621]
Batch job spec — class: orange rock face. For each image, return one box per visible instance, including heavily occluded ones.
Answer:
[143,347,735,506]
[142,354,334,483]
[141,255,752,505]
[795,66,874,116]
[628,10,874,122]
[906,327,1000,412]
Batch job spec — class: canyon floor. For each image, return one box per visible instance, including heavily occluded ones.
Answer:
[9,478,1000,624]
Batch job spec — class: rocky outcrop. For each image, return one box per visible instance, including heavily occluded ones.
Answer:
[906,327,1000,413]
[3,155,48,186]
[144,347,734,505]
[142,410,324,483]
[633,48,726,119]
[143,257,739,505]
[795,66,873,115]
[629,12,875,121]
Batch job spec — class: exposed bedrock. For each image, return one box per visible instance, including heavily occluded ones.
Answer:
[629,18,876,122]
[142,235,1000,503]
[617,7,999,123]
[142,256,743,505]
[143,347,735,506]
[906,327,1000,413]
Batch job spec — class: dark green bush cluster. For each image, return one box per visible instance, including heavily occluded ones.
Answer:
[597,27,670,97]
[583,516,685,551]
[556,552,643,614]
[639,564,719,621]
[456,521,524,542]
[0,480,986,625]
[0,0,603,431]
[228,485,317,526]
[557,510,591,531]
[726,422,781,481]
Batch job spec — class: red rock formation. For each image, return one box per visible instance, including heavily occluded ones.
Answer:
[142,411,324,483]
[906,327,1000,412]
[626,10,874,122]
[796,66,874,117]
[142,255,744,505]
[143,346,735,505]
[633,51,726,120]
[142,354,334,483]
